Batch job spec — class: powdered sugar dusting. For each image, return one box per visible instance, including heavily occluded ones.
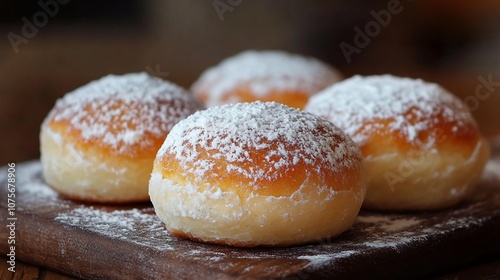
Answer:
[192,50,342,106]
[9,160,67,210]
[45,72,200,155]
[305,75,476,147]
[356,215,426,248]
[55,207,175,251]
[160,101,362,186]
[357,216,421,232]
[297,250,357,269]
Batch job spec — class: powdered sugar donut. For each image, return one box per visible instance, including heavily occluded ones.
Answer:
[305,75,490,210]
[191,50,342,109]
[149,101,365,246]
[40,72,201,203]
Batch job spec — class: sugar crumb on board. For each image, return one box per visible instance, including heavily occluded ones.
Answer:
[297,250,357,269]
[55,206,175,251]
[357,216,422,232]
[11,160,66,210]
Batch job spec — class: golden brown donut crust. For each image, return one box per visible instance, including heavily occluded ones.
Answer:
[305,75,490,210]
[149,101,365,246]
[41,73,201,203]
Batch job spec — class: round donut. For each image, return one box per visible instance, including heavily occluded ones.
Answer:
[305,75,490,211]
[191,50,342,109]
[40,72,201,203]
[149,101,365,247]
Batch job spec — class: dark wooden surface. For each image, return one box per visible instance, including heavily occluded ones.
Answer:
[1,145,500,279]
[0,259,77,280]
[3,257,500,280]
[2,259,500,280]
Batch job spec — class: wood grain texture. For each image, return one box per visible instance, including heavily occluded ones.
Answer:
[1,147,500,279]
[0,259,40,280]
[433,259,500,280]
[1,257,80,280]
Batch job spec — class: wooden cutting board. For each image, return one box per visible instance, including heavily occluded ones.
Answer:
[1,152,500,280]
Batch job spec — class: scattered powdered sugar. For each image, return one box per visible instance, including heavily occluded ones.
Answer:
[362,236,425,249]
[179,249,228,263]
[20,176,59,199]
[355,215,426,249]
[45,72,200,155]
[357,216,422,232]
[55,206,176,251]
[7,160,66,209]
[160,101,362,186]
[350,190,500,250]
[191,50,342,106]
[297,250,357,269]
[305,75,476,147]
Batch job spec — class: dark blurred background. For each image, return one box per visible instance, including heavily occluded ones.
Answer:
[1,0,500,165]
